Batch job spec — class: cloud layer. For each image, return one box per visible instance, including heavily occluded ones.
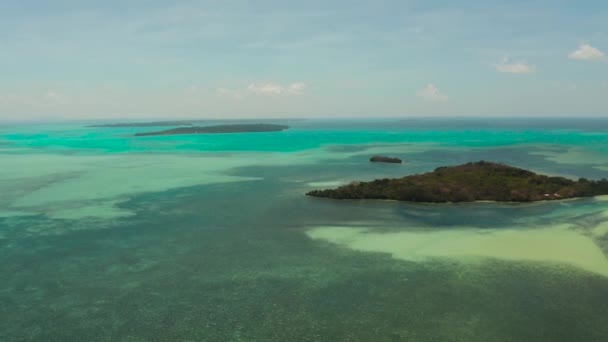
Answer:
[217,82,307,99]
[247,82,307,96]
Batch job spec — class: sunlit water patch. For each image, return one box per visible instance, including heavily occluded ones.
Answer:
[307,223,608,277]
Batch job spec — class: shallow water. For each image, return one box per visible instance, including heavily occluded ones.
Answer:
[1,118,608,341]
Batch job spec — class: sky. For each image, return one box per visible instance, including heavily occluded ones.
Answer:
[0,0,607,120]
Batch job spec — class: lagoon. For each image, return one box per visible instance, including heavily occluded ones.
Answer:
[1,118,608,341]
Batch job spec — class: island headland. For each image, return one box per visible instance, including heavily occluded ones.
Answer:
[307,161,608,203]
[134,124,290,136]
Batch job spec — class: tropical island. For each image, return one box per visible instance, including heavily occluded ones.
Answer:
[307,161,608,203]
[88,121,195,127]
[134,124,290,136]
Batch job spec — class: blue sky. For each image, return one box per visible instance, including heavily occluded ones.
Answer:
[0,0,606,120]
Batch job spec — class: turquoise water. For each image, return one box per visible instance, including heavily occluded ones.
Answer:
[1,118,608,341]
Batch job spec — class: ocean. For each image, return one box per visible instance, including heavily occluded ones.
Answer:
[1,118,607,341]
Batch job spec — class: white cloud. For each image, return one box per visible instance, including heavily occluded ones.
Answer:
[569,43,605,61]
[416,84,448,102]
[214,82,307,100]
[286,82,307,95]
[216,87,242,99]
[495,57,536,74]
[247,82,285,96]
[247,82,307,96]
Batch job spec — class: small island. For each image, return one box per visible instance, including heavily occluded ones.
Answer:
[88,121,195,128]
[135,124,290,136]
[307,161,608,203]
[370,156,402,164]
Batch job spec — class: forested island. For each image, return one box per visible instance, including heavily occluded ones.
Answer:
[307,161,608,203]
[88,121,194,127]
[135,124,289,136]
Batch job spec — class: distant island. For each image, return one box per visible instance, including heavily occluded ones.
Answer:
[88,121,194,128]
[307,161,608,203]
[135,124,290,136]
[370,156,402,164]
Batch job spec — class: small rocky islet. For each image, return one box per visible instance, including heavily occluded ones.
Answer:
[370,156,402,163]
[307,161,608,203]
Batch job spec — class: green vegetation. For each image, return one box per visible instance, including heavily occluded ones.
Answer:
[135,124,289,136]
[307,161,608,202]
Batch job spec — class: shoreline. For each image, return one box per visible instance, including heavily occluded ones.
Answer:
[305,194,596,206]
